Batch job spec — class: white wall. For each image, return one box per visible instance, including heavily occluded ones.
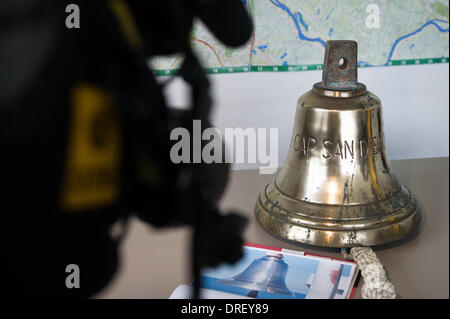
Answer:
[163,63,449,170]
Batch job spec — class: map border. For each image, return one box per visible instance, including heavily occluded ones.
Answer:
[153,57,449,76]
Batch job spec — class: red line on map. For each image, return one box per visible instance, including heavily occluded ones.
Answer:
[169,55,179,69]
[192,37,224,66]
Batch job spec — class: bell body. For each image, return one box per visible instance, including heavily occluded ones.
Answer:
[217,254,294,296]
[254,42,422,248]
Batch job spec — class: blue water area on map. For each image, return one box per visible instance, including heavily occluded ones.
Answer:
[325,8,334,20]
[282,61,288,66]
[328,27,333,36]
[296,11,308,31]
[269,0,449,67]
[258,45,268,51]
[269,0,326,47]
[253,49,257,55]
[201,276,307,299]
[384,19,449,66]
[280,52,287,59]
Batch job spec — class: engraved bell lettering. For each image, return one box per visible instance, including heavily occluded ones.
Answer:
[217,253,294,297]
[254,40,422,248]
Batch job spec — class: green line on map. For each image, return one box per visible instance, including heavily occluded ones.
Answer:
[153,57,449,76]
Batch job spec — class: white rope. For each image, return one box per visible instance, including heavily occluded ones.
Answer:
[344,247,397,299]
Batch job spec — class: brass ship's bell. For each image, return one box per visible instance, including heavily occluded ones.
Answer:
[255,40,422,248]
[217,253,294,297]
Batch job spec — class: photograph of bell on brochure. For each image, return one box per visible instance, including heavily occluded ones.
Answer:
[170,244,358,299]
[1,0,448,303]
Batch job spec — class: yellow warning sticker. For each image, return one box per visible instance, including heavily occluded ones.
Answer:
[60,83,122,212]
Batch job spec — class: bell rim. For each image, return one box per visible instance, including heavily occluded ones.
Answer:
[262,182,418,226]
[254,182,423,248]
